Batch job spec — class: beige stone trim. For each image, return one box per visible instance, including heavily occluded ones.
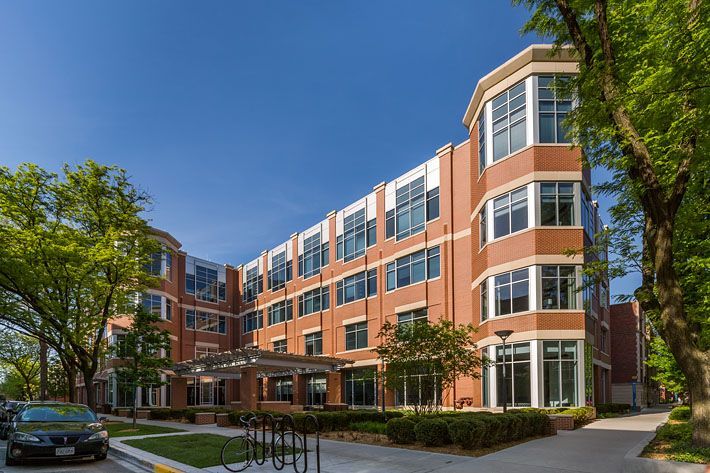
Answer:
[471,254,584,288]
[270,335,286,342]
[342,315,367,326]
[352,359,379,368]
[302,326,322,335]
[336,347,374,355]
[463,45,578,131]
[195,341,220,348]
[471,171,584,218]
[179,304,234,317]
[593,359,611,370]
[477,329,585,348]
[394,300,427,314]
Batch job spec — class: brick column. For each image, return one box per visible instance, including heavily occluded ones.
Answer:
[292,374,307,407]
[325,371,346,410]
[240,367,258,411]
[266,377,277,401]
[170,377,187,409]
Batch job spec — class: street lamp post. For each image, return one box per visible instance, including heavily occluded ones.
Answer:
[495,330,514,413]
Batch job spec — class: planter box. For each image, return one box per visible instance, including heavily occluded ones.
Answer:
[323,403,348,411]
[116,408,132,418]
[216,413,231,427]
[136,410,150,420]
[548,414,574,431]
[257,401,293,414]
[194,412,216,425]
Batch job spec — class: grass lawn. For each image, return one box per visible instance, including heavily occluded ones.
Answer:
[105,421,185,438]
[642,413,710,464]
[123,433,237,468]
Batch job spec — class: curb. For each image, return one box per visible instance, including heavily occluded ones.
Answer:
[621,425,706,473]
[109,442,197,473]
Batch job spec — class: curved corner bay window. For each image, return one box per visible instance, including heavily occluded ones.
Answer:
[492,81,527,161]
[543,341,578,407]
[493,186,528,239]
[478,113,486,174]
[538,76,572,143]
[541,182,575,226]
[496,342,531,407]
[345,368,378,407]
[494,268,530,316]
[542,266,577,310]
[480,279,488,322]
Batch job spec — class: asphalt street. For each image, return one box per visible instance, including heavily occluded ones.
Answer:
[0,440,142,473]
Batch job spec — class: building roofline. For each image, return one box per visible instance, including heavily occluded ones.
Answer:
[149,226,182,249]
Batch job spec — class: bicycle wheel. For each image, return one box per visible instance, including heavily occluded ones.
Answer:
[273,432,304,465]
[221,435,254,472]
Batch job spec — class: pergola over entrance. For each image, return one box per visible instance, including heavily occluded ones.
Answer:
[171,348,354,411]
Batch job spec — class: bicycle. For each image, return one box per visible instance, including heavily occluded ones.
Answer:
[221,413,304,472]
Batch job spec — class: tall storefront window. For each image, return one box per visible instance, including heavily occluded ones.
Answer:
[395,366,442,408]
[306,375,326,406]
[275,378,293,403]
[495,342,531,407]
[543,341,578,407]
[344,368,377,407]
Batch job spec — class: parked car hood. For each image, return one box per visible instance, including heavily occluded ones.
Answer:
[15,422,105,435]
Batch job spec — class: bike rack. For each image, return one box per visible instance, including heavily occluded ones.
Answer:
[237,412,321,473]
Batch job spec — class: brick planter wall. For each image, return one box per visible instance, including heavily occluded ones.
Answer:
[116,408,132,417]
[216,413,231,427]
[548,414,575,431]
[136,410,150,420]
[194,412,216,425]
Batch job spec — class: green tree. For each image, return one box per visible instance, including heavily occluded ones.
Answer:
[0,161,160,411]
[113,304,172,428]
[647,335,687,397]
[375,319,482,415]
[515,0,709,446]
[0,329,40,400]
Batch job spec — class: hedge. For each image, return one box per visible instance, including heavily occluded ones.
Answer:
[291,410,404,433]
[559,406,596,427]
[668,406,691,422]
[386,418,417,444]
[448,418,487,449]
[596,403,630,415]
[414,418,450,446]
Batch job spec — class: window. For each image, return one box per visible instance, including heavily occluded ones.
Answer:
[493,187,528,239]
[196,346,218,359]
[600,328,608,353]
[367,218,377,247]
[540,183,575,226]
[186,273,195,295]
[146,252,162,276]
[298,286,330,317]
[165,251,172,281]
[305,332,322,356]
[480,279,488,322]
[345,368,377,407]
[195,265,219,303]
[268,300,293,325]
[582,193,596,239]
[386,246,440,291]
[494,268,530,316]
[427,187,440,221]
[306,374,326,405]
[395,177,426,240]
[142,294,162,317]
[543,341,578,407]
[186,309,226,334]
[339,208,367,262]
[273,339,287,353]
[336,270,376,305]
[478,113,486,174]
[242,266,263,303]
[242,310,262,333]
[480,208,487,247]
[538,76,572,143]
[165,299,172,321]
[496,342,531,407]
[299,233,329,279]
[112,334,128,358]
[395,366,442,408]
[268,250,292,291]
[275,378,293,402]
[600,284,609,309]
[492,81,526,161]
[397,308,428,325]
[542,266,577,310]
[385,209,395,239]
[345,322,368,350]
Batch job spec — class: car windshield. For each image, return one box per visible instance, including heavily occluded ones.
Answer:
[17,405,97,423]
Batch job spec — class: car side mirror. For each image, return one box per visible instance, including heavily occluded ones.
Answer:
[99,417,108,424]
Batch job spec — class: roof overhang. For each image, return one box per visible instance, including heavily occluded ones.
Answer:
[462,44,579,132]
[172,348,353,378]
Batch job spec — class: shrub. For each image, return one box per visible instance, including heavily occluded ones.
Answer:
[386,418,417,444]
[477,415,503,446]
[448,418,487,449]
[669,406,691,422]
[414,418,450,446]
[596,403,630,415]
[560,406,595,427]
[350,421,387,435]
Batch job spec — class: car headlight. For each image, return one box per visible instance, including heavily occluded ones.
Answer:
[13,432,41,442]
[87,430,109,441]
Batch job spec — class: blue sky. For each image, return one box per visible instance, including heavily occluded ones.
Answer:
[0,0,639,298]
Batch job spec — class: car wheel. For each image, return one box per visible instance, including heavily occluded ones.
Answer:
[5,446,19,466]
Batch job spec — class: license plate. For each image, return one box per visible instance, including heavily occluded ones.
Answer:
[55,447,75,456]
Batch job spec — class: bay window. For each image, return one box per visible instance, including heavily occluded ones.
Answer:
[492,82,526,161]
[493,186,528,238]
[538,76,572,143]
[540,182,575,226]
[543,341,578,407]
[541,266,577,310]
[494,268,530,316]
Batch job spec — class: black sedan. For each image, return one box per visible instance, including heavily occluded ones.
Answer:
[4,402,109,466]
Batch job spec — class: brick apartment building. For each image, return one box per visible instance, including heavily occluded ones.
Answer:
[81,44,612,411]
[610,301,657,408]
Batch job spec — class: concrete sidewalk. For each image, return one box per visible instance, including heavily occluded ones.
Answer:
[106,408,698,473]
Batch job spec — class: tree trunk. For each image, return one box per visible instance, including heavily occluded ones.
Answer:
[64,363,77,403]
[653,218,710,448]
[133,384,138,429]
[83,373,96,412]
[39,340,48,401]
